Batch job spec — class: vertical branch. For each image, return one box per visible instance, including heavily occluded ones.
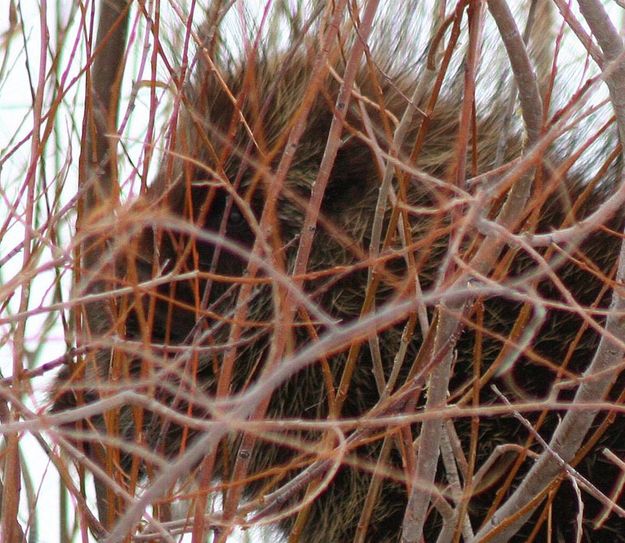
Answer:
[78,0,130,300]
[0,1,49,541]
[402,0,545,539]
[75,0,130,529]
[401,3,486,541]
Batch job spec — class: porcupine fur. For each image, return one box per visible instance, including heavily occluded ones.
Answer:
[51,3,625,542]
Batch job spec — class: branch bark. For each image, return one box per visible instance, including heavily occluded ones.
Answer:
[76,0,130,529]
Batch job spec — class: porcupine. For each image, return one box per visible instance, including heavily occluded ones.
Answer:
[51,3,625,542]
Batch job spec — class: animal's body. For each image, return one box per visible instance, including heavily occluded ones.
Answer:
[52,4,625,541]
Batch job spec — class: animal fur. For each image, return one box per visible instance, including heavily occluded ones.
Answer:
[52,3,625,541]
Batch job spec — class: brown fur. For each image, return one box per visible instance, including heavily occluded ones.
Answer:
[52,5,625,542]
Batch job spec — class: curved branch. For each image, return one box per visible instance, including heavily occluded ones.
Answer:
[473,0,625,540]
